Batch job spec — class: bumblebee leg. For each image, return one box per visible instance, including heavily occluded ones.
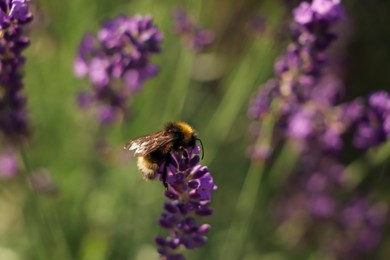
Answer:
[161,160,169,189]
[177,146,190,164]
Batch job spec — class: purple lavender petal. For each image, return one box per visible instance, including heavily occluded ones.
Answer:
[293,2,314,25]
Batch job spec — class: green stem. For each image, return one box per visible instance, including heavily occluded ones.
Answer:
[203,38,275,165]
[19,145,50,259]
[218,94,281,259]
[19,146,73,260]
[219,162,265,260]
[162,50,193,122]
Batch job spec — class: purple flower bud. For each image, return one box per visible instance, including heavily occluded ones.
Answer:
[288,108,314,140]
[312,0,345,21]
[306,173,328,192]
[164,202,179,214]
[308,195,335,218]
[197,224,211,234]
[155,236,166,247]
[350,92,390,149]
[195,206,213,216]
[369,91,390,111]
[293,2,314,25]
[165,189,180,200]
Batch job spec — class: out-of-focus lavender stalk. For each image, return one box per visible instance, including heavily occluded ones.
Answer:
[153,146,217,260]
[248,0,390,258]
[274,153,388,258]
[1,0,33,180]
[73,15,163,125]
[0,0,33,139]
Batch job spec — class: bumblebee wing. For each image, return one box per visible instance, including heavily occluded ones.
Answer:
[124,131,176,156]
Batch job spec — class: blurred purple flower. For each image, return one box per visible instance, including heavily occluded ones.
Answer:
[312,0,339,13]
[275,155,388,258]
[248,80,279,120]
[0,147,19,179]
[74,14,163,125]
[293,2,314,25]
[309,195,335,218]
[249,0,390,258]
[311,0,345,21]
[335,199,388,259]
[248,0,346,158]
[288,107,315,140]
[352,91,390,148]
[154,146,217,259]
[172,8,214,53]
[0,0,33,138]
[248,0,390,155]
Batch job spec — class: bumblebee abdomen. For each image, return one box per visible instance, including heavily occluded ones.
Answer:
[137,157,158,180]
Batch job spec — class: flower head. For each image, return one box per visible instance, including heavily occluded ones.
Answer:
[293,0,345,25]
[0,0,32,138]
[249,0,390,258]
[74,14,163,124]
[351,91,390,148]
[155,146,217,259]
[248,0,345,159]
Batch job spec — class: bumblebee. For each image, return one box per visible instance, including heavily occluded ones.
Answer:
[124,122,203,180]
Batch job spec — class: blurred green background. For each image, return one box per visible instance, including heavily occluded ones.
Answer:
[1,0,390,259]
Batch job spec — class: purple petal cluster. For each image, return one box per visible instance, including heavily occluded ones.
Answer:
[336,199,388,259]
[274,155,345,221]
[74,15,163,124]
[248,0,390,258]
[248,0,390,156]
[293,0,345,25]
[248,1,346,160]
[0,0,32,137]
[154,146,217,259]
[172,8,214,53]
[352,91,390,148]
[275,155,388,259]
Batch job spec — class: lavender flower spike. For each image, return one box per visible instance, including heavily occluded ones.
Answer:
[0,0,33,137]
[155,146,217,259]
[74,14,163,124]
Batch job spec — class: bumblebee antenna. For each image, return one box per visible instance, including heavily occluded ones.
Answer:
[196,138,204,159]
